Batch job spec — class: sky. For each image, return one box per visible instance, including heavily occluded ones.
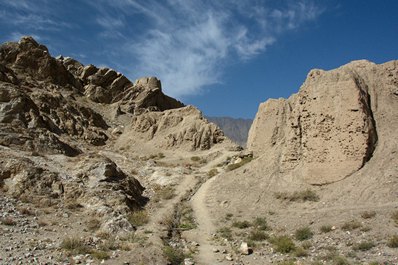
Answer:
[0,0,397,119]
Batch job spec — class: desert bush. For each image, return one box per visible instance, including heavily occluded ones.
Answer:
[248,230,269,241]
[207,168,218,177]
[179,204,197,231]
[99,237,119,251]
[341,220,362,231]
[60,237,90,254]
[295,226,314,241]
[91,250,110,260]
[163,246,186,265]
[294,247,308,257]
[217,227,233,240]
[128,210,149,227]
[1,217,16,226]
[387,235,398,248]
[274,189,319,202]
[352,241,375,251]
[232,220,252,229]
[361,211,376,219]
[190,156,201,162]
[253,217,268,230]
[227,157,253,171]
[320,224,333,233]
[270,235,296,253]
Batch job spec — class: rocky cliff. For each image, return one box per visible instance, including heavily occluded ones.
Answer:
[207,116,253,147]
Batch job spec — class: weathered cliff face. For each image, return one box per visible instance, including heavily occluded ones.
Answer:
[248,60,397,185]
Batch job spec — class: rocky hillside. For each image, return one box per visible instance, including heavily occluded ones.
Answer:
[207,116,252,147]
[0,37,239,264]
[207,60,398,264]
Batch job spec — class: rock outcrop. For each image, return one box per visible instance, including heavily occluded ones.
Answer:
[248,60,397,185]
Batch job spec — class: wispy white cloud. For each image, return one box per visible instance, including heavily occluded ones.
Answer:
[90,0,323,98]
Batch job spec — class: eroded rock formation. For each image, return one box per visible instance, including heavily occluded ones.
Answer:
[248,60,397,185]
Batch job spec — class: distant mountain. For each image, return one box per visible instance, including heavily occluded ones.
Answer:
[206,116,253,147]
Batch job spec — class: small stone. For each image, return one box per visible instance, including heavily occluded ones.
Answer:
[212,248,219,253]
[225,254,233,261]
[239,242,252,255]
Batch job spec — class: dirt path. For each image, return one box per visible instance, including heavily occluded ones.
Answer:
[190,175,221,265]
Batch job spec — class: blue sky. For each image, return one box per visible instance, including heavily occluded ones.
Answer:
[1,0,397,118]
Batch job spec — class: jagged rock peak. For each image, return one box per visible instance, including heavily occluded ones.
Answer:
[248,59,398,185]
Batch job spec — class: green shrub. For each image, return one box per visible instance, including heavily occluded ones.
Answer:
[352,241,375,251]
[128,210,149,227]
[295,227,313,241]
[387,235,398,248]
[270,235,296,253]
[232,220,252,229]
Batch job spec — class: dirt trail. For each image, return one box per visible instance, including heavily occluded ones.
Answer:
[190,175,220,265]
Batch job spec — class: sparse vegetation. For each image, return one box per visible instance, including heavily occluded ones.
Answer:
[232,220,252,229]
[179,204,197,231]
[253,217,268,230]
[341,220,362,231]
[294,247,308,257]
[207,168,218,177]
[352,241,375,251]
[361,211,376,219]
[295,226,314,241]
[274,189,319,202]
[270,235,296,253]
[190,156,201,162]
[217,227,233,240]
[163,246,187,265]
[127,210,149,227]
[387,235,398,248]
[302,240,312,249]
[91,250,110,260]
[320,224,333,233]
[153,184,176,201]
[227,157,253,171]
[248,230,269,241]
[60,236,90,254]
